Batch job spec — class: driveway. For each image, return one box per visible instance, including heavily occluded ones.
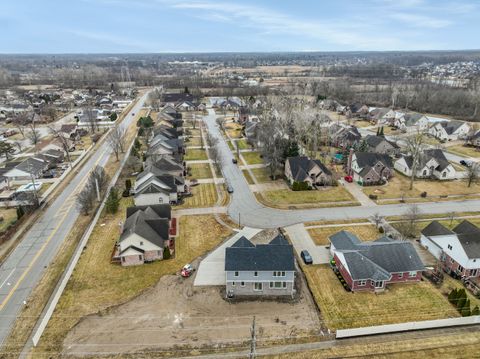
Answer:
[194,227,261,286]
[284,224,330,264]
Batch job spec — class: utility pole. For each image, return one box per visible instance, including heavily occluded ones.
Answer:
[249,316,256,359]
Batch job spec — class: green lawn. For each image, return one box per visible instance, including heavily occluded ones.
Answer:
[185,148,208,161]
[187,163,213,179]
[185,136,202,147]
[235,139,249,150]
[251,167,283,183]
[177,183,218,208]
[242,170,255,184]
[227,141,235,151]
[241,151,263,165]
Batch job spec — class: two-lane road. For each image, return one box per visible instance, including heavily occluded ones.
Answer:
[0,93,148,345]
[203,109,480,229]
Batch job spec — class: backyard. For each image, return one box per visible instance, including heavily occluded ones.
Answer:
[447,144,480,158]
[32,212,233,356]
[185,136,202,147]
[307,224,380,245]
[0,208,17,233]
[224,122,243,139]
[303,265,459,330]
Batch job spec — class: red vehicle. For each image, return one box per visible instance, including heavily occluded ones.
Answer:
[181,264,195,278]
[344,175,353,183]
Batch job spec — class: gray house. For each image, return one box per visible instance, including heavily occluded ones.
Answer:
[225,235,295,297]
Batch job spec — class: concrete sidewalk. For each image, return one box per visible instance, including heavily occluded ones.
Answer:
[173,207,227,216]
[194,227,261,286]
[341,180,376,206]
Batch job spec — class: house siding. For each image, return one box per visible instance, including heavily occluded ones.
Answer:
[226,281,294,296]
[134,192,171,206]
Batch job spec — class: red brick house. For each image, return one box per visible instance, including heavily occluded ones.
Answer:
[420,220,480,278]
[116,204,173,266]
[329,231,424,292]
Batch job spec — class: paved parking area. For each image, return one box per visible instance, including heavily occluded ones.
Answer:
[284,224,330,264]
[194,227,262,286]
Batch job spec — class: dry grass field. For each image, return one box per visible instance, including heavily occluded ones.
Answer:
[0,208,17,233]
[185,148,208,161]
[176,183,218,208]
[241,151,264,165]
[258,187,356,208]
[447,144,480,158]
[307,224,380,245]
[187,163,213,179]
[30,213,233,356]
[303,265,459,330]
[242,169,254,184]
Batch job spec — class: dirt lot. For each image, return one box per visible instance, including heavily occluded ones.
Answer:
[307,224,380,245]
[63,270,321,356]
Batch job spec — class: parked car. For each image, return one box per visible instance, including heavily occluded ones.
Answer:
[301,250,313,264]
[181,264,195,278]
[131,112,135,116]
[344,175,353,183]
[232,158,238,164]
[227,184,234,193]
[460,160,468,166]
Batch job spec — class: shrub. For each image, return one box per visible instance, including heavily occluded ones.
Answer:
[472,306,480,316]
[448,288,458,304]
[368,194,378,200]
[134,138,141,150]
[378,226,384,234]
[292,181,310,191]
[125,179,132,191]
[420,191,427,198]
[109,112,118,121]
[16,206,25,220]
[461,299,471,317]
[163,246,171,260]
[122,189,130,197]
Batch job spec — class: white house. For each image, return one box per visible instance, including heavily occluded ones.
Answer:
[428,120,471,141]
[394,149,456,180]
[420,220,480,278]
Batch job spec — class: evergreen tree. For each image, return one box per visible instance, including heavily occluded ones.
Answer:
[380,127,385,136]
[359,140,368,152]
[105,188,120,214]
[471,305,480,316]
[163,246,171,260]
[16,206,25,220]
[376,127,380,136]
[461,299,471,316]
[125,179,132,191]
[448,288,458,303]
[456,289,468,309]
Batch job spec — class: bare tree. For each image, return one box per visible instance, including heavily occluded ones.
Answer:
[48,126,73,167]
[370,212,384,228]
[107,125,126,161]
[13,113,30,138]
[27,119,41,152]
[42,105,57,122]
[447,211,456,227]
[466,163,480,187]
[405,132,426,190]
[404,204,421,237]
[77,165,109,215]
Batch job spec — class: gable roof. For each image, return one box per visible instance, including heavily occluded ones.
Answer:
[452,220,480,259]
[225,235,295,271]
[421,221,454,237]
[354,152,393,169]
[126,204,171,220]
[330,232,424,280]
[365,135,399,149]
[286,156,332,182]
[120,206,171,248]
[16,157,48,174]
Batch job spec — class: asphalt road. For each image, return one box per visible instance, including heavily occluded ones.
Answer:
[204,109,480,229]
[0,94,148,345]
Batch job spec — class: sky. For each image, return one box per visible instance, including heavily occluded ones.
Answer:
[0,0,479,53]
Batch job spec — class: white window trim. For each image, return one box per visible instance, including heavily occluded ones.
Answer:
[374,280,384,288]
[253,282,263,291]
[408,271,417,277]
[234,271,239,277]
[358,280,366,286]
[241,281,245,287]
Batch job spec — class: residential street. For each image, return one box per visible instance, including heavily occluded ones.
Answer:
[203,109,480,229]
[0,94,148,345]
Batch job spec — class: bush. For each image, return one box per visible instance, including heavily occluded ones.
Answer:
[448,288,458,304]
[461,299,471,317]
[134,138,141,150]
[378,226,385,233]
[125,179,132,191]
[122,189,130,197]
[368,194,378,200]
[16,206,25,220]
[292,181,310,191]
[109,112,118,121]
[163,246,171,260]
[472,306,480,316]
[420,191,427,198]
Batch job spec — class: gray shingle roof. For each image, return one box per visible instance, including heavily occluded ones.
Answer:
[453,220,480,259]
[330,232,424,280]
[286,156,332,182]
[421,221,453,237]
[354,152,393,169]
[120,205,171,248]
[225,235,295,271]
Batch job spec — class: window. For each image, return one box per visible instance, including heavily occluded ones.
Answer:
[159,197,163,203]
[157,250,161,256]
[442,171,446,178]
[398,273,403,279]
[470,269,478,276]
[282,282,287,288]
[254,282,263,291]
[358,280,366,286]
[232,282,235,287]
[458,265,464,273]
[374,281,384,288]
[241,281,245,287]
[254,271,258,277]
[270,281,283,289]
[140,241,144,246]
[423,169,427,176]
[448,244,453,250]
[234,271,239,277]
[121,257,125,262]
[409,271,417,277]
[138,255,143,261]
[273,271,285,277]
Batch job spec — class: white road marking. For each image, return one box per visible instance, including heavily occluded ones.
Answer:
[0,268,15,290]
